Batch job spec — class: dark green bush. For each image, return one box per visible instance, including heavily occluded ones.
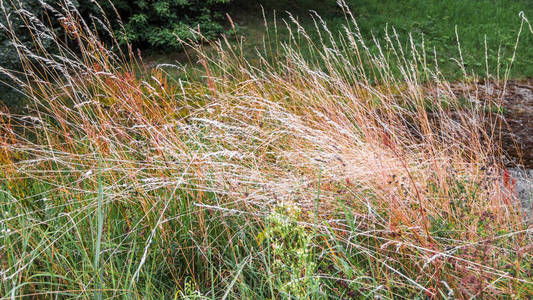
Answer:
[113,0,231,48]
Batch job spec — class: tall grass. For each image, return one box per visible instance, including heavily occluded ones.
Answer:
[0,0,531,298]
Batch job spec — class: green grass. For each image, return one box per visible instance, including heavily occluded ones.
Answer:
[220,0,533,80]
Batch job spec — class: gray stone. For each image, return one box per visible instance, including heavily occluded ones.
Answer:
[509,168,533,224]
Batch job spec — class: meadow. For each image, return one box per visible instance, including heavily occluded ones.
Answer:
[0,1,532,299]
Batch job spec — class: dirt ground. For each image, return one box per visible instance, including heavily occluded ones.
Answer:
[448,79,533,168]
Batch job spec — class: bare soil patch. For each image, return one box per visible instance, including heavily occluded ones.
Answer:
[450,80,533,168]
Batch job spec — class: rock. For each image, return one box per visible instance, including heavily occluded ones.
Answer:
[509,168,533,224]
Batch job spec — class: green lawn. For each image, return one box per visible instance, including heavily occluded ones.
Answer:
[222,0,533,80]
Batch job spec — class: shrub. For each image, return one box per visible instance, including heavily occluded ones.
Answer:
[108,0,231,48]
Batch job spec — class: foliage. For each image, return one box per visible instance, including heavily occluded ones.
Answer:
[110,0,231,48]
[0,0,231,109]
[261,204,319,298]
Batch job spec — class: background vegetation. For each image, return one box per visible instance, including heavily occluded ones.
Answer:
[112,0,230,48]
[0,0,231,109]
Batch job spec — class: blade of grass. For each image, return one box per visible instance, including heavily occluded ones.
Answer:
[221,256,249,300]
[94,161,104,300]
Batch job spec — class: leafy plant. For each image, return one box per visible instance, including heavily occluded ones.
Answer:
[261,203,320,298]
[112,0,231,48]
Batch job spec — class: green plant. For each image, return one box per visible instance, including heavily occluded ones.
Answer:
[175,278,208,299]
[113,0,231,48]
[0,0,232,111]
[260,203,320,298]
